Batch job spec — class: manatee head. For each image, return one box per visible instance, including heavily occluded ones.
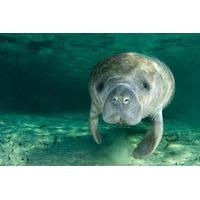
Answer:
[96,75,143,125]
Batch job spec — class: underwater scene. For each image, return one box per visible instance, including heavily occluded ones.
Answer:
[0,33,200,166]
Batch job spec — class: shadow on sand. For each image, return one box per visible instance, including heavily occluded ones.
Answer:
[27,125,147,166]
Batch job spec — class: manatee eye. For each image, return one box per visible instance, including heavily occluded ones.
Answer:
[142,79,151,91]
[96,82,104,92]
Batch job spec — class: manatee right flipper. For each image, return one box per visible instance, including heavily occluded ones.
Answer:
[133,110,163,159]
[89,102,102,144]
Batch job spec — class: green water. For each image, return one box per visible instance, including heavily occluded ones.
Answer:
[0,33,200,165]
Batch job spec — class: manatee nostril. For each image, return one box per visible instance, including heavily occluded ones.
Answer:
[123,97,130,104]
[112,96,118,104]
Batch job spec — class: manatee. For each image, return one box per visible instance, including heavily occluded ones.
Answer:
[88,52,175,159]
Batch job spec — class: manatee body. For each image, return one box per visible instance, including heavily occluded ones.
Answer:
[89,52,175,158]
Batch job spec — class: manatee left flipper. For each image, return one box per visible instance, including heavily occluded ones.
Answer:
[133,110,163,159]
[89,102,102,144]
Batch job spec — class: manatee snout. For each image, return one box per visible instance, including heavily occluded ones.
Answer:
[102,85,142,125]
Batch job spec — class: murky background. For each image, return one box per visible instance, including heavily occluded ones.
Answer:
[0,33,200,165]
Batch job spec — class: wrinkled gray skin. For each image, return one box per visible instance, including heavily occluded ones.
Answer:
[89,52,175,159]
